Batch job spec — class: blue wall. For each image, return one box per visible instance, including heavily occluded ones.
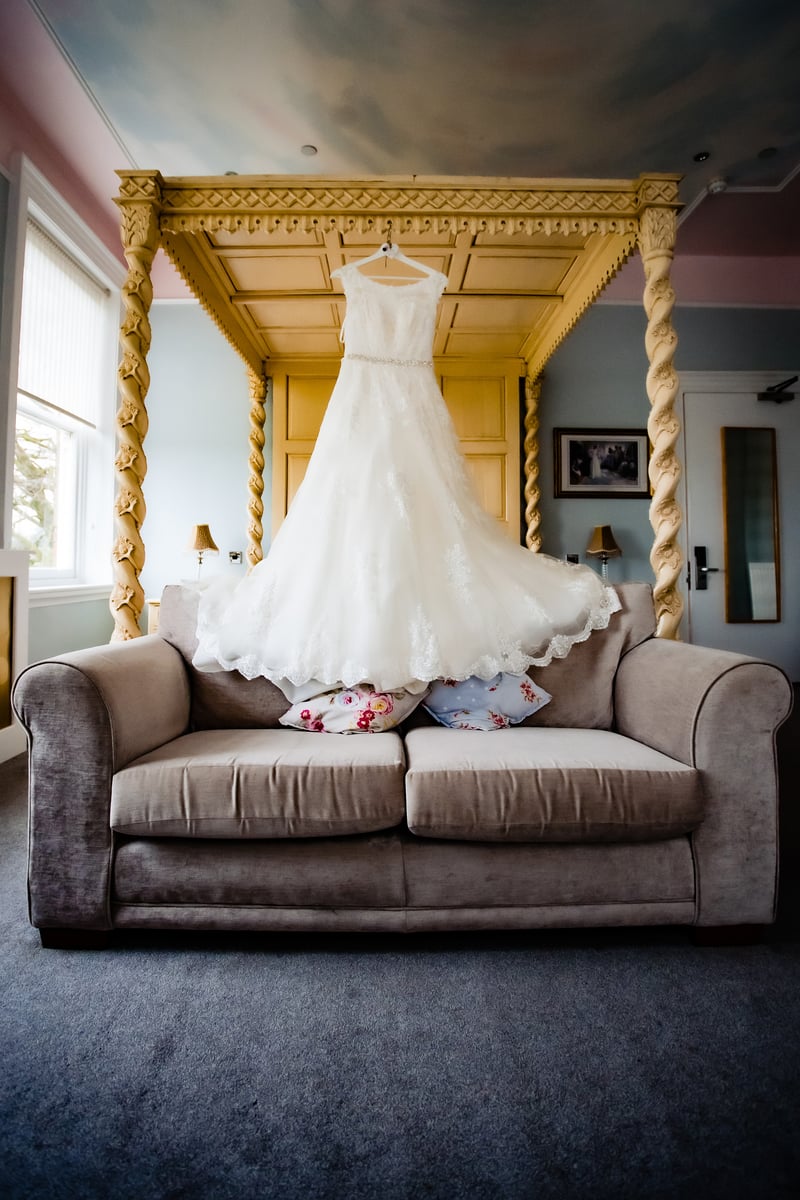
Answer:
[28,598,114,659]
[13,293,800,655]
[538,304,800,582]
[139,302,255,602]
[142,300,800,598]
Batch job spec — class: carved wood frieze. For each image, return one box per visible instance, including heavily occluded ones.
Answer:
[128,172,681,239]
[160,231,263,375]
[525,231,638,378]
[160,212,646,238]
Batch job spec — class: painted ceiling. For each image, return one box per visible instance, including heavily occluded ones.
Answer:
[1,0,799,303]
[17,0,800,192]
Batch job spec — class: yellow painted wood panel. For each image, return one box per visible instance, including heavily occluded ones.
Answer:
[464,455,507,521]
[286,376,335,439]
[286,453,313,508]
[272,361,521,539]
[441,367,520,538]
[442,376,505,440]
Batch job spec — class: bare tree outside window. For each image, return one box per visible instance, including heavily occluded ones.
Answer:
[12,415,64,567]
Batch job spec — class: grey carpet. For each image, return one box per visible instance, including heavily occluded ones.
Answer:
[2,749,800,1200]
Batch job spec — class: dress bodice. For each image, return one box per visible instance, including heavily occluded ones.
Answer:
[336,264,448,362]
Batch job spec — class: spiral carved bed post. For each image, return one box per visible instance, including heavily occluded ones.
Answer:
[639,205,683,639]
[246,369,268,569]
[524,374,543,551]
[110,187,160,640]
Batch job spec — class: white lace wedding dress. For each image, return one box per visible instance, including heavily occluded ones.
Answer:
[193,263,620,695]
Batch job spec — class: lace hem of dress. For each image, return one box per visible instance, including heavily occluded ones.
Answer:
[195,584,622,695]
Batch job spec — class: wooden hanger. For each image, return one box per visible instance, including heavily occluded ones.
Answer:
[332,241,440,282]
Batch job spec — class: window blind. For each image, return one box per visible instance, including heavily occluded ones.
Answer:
[17,220,110,427]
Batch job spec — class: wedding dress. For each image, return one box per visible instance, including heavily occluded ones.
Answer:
[192,254,620,695]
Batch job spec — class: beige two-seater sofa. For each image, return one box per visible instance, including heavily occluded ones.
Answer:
[12,582,792,948]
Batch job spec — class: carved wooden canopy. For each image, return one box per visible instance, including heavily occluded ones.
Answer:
[112,172,682,642]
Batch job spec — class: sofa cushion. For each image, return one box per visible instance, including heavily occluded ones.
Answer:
[404,726,704,843]
[524,580,657,729]
[111,729,406,838]
[158,584,291,730]
[402,581,658,733]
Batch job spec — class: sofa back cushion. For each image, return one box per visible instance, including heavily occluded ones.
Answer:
[158,584,291,729]
[405,580,657,732]
[523,580,656,730]
[158,579,656,733]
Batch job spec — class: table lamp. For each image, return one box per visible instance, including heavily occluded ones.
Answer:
[586,524,621,580]
[188,524,219,576]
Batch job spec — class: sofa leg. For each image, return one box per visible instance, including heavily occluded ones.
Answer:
[39,927,112,950]
[691,924,766,946]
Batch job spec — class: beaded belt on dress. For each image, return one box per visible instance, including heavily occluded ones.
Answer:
[345,352,433,368]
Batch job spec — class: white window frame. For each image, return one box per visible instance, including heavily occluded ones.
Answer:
[13,394,81,577]
[2,155,125,598]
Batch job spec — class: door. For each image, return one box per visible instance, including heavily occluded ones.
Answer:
[681,372,800,680]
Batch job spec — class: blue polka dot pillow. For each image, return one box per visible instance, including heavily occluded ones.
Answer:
[422,673,552,731]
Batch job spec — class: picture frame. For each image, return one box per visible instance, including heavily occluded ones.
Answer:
[553,428,650,498]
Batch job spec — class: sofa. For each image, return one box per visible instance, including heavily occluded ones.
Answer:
[12,581,793,948]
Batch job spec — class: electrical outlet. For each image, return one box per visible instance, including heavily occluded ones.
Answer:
[229,550,243,564]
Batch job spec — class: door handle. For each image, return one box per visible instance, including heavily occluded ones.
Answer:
[694,545,720,591]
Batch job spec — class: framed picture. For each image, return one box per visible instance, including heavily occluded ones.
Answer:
[554,428,650,498]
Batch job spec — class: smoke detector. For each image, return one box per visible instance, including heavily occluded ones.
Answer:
[706,176,728,195]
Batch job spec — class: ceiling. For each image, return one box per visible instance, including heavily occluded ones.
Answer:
[1,0,799,307]
[21,0,800,187]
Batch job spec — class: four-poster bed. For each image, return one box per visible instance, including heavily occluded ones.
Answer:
[22,173,796,949]
[111,172,682,643]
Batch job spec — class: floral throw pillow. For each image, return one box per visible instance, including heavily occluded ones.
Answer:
[279,685,425,734]
[423,673,552,731]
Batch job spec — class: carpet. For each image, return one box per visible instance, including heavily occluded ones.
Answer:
[1,751,800,1200]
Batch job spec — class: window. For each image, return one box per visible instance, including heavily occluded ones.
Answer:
[13,404,78,571]
[9,184,121,589]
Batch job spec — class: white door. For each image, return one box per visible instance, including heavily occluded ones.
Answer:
[680,371,800,680]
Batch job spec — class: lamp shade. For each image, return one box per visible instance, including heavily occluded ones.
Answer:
[188,524,219,554]
[586,525,622,559]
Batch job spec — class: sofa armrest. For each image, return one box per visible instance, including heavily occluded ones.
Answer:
[615,638,793,926]
[12,636,190,932]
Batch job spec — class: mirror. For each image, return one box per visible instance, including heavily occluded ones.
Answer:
[721,427,780,622]
[0,576,12,729]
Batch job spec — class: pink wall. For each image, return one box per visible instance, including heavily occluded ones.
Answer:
[600,249,800,308]
[0,78,122,264]
[0,0,191,297]
[0,0,124,264]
